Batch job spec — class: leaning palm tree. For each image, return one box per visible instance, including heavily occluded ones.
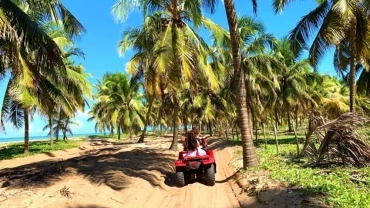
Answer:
[0,0,85,81]
[0,0,85,152]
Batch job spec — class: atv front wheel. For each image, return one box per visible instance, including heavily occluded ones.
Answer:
[206,164,215,186]
[176,171,186,187]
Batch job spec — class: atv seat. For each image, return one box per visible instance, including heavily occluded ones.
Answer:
[184,155,212,161]
[178,149,214,160]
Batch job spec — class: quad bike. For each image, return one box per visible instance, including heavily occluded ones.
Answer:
[174,149,216,187]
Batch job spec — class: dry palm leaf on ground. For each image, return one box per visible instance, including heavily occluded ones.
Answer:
[307,112,370,167]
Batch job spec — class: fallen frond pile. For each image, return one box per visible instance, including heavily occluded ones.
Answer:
[311,112,370,167]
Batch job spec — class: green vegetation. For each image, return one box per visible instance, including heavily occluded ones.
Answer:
[0,140,83,160]
[231,135,370,208]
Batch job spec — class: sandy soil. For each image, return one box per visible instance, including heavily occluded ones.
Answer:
[0,136,328,208]
[0,136,261,208]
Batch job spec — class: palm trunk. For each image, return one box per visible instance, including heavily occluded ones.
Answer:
[129,126,133,140]
[292,120,300,156]
[225,122,229,139]
[138,98,154,143]
[63,118,70,140]
[223,0,258,168]
[208,121,213,136]
[168,8,182,151]
[349,20,357,112]
[287,112,292,132]
[183,114,188,133]
[55,109,62,141]
[236,125,240,140]
[232,125,235,139]
[63,130,67,140]
[24,109,30,154]
[295,106,299,130]
[263,122,267,150]
[169,97,179,151]
[110,123,114,137]
[275,107,279,128]
[117,124,121,140]
[273,123,279,154]
[49,114,54,145]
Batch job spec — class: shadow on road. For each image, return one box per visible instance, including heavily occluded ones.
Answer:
[0,147,177,191]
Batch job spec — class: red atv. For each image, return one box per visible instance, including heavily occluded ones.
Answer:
[174,149,216,187]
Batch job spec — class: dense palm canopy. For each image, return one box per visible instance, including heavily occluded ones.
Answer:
[0,0,89,153]
[89,72,145,139]
[2,0,370,171]
[273,0,370,112]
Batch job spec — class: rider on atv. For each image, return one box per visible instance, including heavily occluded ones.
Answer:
[184,132,207,157]
[182,126,208,151]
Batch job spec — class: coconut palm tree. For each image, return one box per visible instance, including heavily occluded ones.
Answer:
[114,0,261,165]
[221,0,259,167]
[273,38,316,131]
[0,0,85,81]
[0,0,85,153]
[114,1,226,150]
[273,0,370,112]
[92,73,145,140]
[119,14,164,143]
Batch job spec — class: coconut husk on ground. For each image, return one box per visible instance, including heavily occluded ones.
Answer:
[306,112,370,167]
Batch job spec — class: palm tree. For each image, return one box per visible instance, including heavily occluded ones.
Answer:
[43,117,80,140]
[114,1,225,150]
[91,73,144,140]
[0,0,85,153]
[0,0,85,80]
[119,15,164,143]
[273,0,370,112]
[274,38,316,131]
[222,0,259,167]
[238,16,280,134]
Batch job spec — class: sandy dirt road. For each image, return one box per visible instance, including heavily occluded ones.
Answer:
[0,138,259,208]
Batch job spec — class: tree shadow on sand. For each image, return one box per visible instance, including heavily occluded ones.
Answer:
[207,138,238,152]
[0,147,177,191]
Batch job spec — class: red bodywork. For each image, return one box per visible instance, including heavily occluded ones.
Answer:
[175,150,216,172]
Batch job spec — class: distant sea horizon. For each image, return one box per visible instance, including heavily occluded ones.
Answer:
[0,132,104,143]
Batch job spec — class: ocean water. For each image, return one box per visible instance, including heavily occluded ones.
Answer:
[0,133,104,143]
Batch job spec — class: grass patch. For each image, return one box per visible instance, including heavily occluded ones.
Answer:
[230,135,370,208]
[0,139,83,160]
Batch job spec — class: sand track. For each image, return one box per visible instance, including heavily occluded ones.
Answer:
[0,138,258,208]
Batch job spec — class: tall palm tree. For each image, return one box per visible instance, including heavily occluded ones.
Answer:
[119,15,164,143]
[114,0,225,150]
[222,0,259,167]
[273,0,370,112]
[274,38,316,131]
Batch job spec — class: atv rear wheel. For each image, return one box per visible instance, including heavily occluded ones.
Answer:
[206,164,215,186]
[176,171,186,187]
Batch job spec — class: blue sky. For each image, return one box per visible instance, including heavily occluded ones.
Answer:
[0,0,336,139]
